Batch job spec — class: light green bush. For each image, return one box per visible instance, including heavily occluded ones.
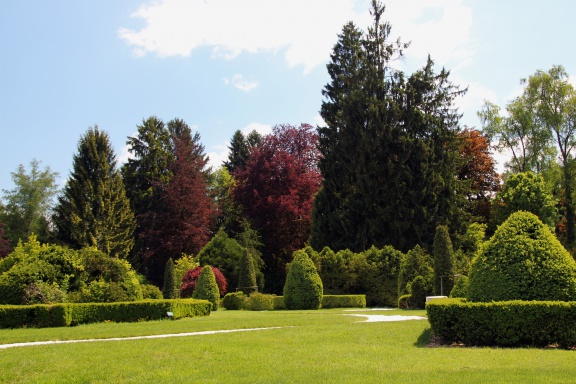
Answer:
[222,292,246,310]
[468,211,576,302]
[244,292,275,311]
[141,284,163,299]
[283,250,323,310]
[449,276,469,298]
[192,266,220,311]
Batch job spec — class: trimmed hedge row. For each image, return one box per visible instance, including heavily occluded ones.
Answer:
[0,299,211,329]
[222,294,367,311]
[321,295,366,309]
[426,298,576,348]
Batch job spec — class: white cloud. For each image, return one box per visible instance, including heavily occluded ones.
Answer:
[119,1,473,73]
[119,0,360,73]
[207,143,228,170]
[242,122,271,136]
[116,133,138,165]
[223,74,258,92]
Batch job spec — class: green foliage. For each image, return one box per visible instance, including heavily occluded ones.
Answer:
[197,229,244,292]
[141,284,163,299]
[408,276,428,309]
[222,292,246,310]
[427,298,576,348]
[237,249,257,294]
[53,127,135,259]
[468,211,576,302]
[244,292,275,311]
[0,237,84,304]
[492,172,558,229]
[432,226,455,295]
[173,253,199,287]
[283,250,323,310]
[0,299,211,329]
[162,258,179,299]
[397,245,433,297]
[453,222,486,275]
[321,295,366,309]
[397,294,412,309]
[0,159,59,245]
[192,266,220,311]
[449,276,469,298]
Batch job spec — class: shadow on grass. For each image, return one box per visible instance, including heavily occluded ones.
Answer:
[414,327,433,348]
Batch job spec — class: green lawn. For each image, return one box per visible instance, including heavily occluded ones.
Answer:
[0,308,574,383]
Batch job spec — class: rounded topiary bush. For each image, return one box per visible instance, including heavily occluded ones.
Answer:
[192,265,221,311]
[180,266,227,298]
[468,211,576,302]
[283,250,323,310]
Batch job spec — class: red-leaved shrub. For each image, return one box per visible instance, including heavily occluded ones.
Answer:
[180,266,227,298]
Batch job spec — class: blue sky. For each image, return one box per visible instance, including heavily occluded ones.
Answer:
[1,0,575,192]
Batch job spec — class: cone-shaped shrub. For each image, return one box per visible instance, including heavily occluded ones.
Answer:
[468,211,576,302]
[162,258,179,299]
[192,265,220,310]
[237,249,257,295]
[433,225,455,296]
[283,250,323,310]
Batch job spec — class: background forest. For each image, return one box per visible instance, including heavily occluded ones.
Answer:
[1,1,575,306]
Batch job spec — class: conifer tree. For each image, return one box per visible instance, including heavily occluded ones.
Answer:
[311,1,466,253]
[53,127,135,258]
[237,248,257,295]
[283,250,323,310]
[223,130,249,173]
[162,258,179,299]
[432,225,455,296]
[192,265,220,311]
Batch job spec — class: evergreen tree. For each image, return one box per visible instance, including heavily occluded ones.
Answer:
[53,127,135,258]
[192,265,220,311]
[432,225,455,296]
[162,258,179,299]
[283,250,323,310]
[0,159,59,244]
[237,248,257,295]
[223,130,249,173]
[121,116,173,267]
[0,222,11,258]
[311,1,466,253]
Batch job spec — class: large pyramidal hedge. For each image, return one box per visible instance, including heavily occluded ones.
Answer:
[468,211,576,302]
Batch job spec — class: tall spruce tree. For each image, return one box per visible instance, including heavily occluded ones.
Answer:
[223,130,249,173]
[311,0,466,253]
[53,127,135,258]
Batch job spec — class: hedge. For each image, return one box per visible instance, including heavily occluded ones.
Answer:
[269,295,365,310]
[426,298,576,348]
[0,299,211,329]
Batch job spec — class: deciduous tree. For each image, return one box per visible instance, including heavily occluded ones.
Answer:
[0,159,59,244]
[233,123,321,293]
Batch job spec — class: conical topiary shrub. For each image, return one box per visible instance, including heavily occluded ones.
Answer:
[162,258,179,299]
[283,250,323,310]
[468,211,576,302]
[192,265,220,311]
[237,249,258,295]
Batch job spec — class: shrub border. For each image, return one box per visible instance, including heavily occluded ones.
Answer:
[0,299,211,329]
[426,298,576,348]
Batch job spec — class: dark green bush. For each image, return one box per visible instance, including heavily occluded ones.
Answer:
[409,276,428,309]
[192,266,220,311]
[272,295,285,310]
[398,245,433,297]
[321,295,366,308]
[427,298,576,348]
[197,229,244,291]
[360,246,403,307]
[468,211,576,302]
[244,292,275,311]
[0,299,211,328]
[222,292,246,310]
[162,258,179,299]
[141,284,163,299]
[237,250,258,295]
[283,250,323,310]
[433,225,455,296]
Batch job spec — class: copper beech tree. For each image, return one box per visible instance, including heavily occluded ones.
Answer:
[232,123,321,293]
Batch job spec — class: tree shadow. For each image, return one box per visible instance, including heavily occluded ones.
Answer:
[414,327,434,348]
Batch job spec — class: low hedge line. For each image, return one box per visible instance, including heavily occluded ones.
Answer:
[222,293,366,310]
[0,299,211,329]
[426,298,576,348]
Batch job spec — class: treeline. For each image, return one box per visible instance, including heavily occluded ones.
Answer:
[1,1,576,302]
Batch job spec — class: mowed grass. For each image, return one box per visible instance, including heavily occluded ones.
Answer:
[1,308,575,383]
